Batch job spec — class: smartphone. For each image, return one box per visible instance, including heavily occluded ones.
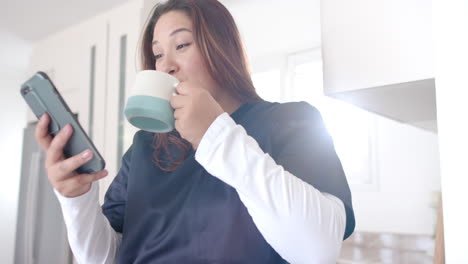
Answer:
[20,71,105,174]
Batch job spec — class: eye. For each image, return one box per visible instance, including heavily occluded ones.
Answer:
[176,43,192,50]
[154,54,163,61]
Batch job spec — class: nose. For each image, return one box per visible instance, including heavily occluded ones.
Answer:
[158,55,178,76]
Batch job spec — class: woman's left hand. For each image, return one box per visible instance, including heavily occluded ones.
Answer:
[170,82,224,150]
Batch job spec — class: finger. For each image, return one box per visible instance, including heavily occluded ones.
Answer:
[55,149,95,180]
[70,169,109,186]
[46,124,73,166]
[175,82,190,96]
[56,170,108,195]
[35,113,53,150]
[173,108,184,120]
[170,94,188,109]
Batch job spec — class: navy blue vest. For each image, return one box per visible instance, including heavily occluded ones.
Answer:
[102,101,355,263]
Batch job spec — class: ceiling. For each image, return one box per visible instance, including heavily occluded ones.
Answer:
[0,0,321,59]
[0,0,132,42]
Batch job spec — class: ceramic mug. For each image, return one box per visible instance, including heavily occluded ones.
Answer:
[124,70,179,133]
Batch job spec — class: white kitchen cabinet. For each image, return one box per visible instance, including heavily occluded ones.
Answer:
[26,0,158,202]
[99,0,143,203]
[320,0,437,132]
[26,14,107,131]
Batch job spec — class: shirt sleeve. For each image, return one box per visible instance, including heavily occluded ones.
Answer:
[195,102,355,264]
[54,139,134,263]
[54,182,121,264]
[269,102,355,239]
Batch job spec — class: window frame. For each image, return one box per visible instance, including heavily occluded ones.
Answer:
[252,48,380,192]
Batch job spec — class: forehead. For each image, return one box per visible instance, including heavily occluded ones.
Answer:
[152,10,193,41]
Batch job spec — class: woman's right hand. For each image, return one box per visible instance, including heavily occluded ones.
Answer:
[34,113,108,198]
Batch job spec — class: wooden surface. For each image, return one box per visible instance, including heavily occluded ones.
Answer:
[434,194,445,264]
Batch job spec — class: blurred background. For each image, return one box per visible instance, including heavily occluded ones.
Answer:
[1,0,466,263]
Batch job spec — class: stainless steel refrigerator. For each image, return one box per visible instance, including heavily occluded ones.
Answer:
[14,121,73,263]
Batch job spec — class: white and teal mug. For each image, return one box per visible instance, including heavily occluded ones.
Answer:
[124,70,179,133]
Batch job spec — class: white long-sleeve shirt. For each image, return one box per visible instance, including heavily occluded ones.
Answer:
[55,111,346,264]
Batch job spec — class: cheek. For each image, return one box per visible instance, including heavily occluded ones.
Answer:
[182,51,213,85]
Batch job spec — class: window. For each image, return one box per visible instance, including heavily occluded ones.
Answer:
[252,49,379,190]
[251,69,282,103]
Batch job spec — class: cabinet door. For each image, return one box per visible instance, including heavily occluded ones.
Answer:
[77,16,111,165]
[26,16,108,151]
[26,1,146,203]
[99,0,142,203]
[26,16,111,214]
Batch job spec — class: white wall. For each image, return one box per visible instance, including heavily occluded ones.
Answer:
[316,0,441,236]
[0,29,32,264]
[353,115,440,235]
[224,0,321,65]
[250,51,441,235]
[433,0,468,262]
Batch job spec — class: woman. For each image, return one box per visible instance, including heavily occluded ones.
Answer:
[35,0,355,263]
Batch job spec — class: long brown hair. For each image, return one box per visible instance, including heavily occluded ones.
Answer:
[140,0,262,171]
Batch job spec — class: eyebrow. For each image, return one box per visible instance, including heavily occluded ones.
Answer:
[152,28,192,46]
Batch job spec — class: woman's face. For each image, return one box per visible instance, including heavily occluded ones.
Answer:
[152,11,218,96]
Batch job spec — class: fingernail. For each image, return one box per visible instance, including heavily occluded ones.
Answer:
[65,124,72,134]
[102,170,108,176]
[40,114,47,121]
[81,150,92,159]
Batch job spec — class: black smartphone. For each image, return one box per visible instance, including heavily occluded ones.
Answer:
[20,71,105,174]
